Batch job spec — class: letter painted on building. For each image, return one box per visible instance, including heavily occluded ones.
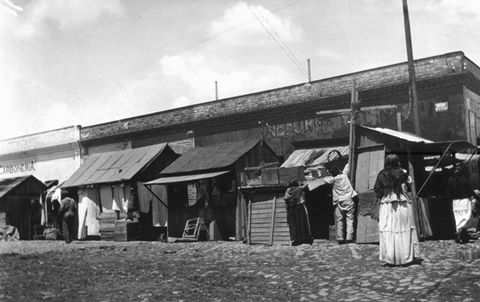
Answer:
[0,160,36,175]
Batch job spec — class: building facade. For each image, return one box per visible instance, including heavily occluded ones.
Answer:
[78,52,480,159]
[0,126,81,183]
[3,51,480,181]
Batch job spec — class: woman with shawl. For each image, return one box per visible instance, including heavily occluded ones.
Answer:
[374,154,419,266]
[284,178,313,246]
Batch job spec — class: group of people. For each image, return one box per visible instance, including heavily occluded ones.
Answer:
[284,154,480,267]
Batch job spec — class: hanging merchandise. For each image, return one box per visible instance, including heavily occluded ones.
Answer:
[112,185,127,213]
[99,185,115,212]
[124,184,134,212]
[187,183,197,207]
[77,188,100,238]
[137,183,152,213]
[151,185,168,227]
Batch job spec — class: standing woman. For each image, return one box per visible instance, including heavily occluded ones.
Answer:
[374,154,419,266]
[284,178,313,246]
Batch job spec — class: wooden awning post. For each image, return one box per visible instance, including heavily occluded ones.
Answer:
[406,144,433,239]
[348,79,359,183]
[269,196,277,246]
[406,144,422,238]
[247,199,252,245]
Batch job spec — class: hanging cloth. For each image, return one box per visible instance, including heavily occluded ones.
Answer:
[99,185,115,212]
[137,182,167,226]
[137,183,151,213]
[77,188,100,238]
[151,184,168,227]
[112,185,126,213]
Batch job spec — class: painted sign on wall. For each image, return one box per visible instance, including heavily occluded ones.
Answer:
[0,161,36,175]
[263,115,350,138]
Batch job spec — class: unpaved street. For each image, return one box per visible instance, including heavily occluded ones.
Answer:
[1,240,480,302]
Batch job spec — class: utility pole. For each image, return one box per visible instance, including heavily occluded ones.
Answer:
[348,79,359,183]
[307,58,312,83]
[402,0,421,136]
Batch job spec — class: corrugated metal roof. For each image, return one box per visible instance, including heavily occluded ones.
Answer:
[0,175,46,199]
[62,143,169,187]
[161,139,260,175]
[145,171,230,185]
[362,126,433,143]
[281,146,349,168]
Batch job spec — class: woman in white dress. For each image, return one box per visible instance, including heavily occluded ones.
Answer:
[374,154,419,266]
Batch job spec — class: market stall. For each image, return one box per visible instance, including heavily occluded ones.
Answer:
[0,175,46,240]
[62,143,178,241]
[145,139,279,240]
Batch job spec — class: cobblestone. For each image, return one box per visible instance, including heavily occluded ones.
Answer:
[0,239,479,301]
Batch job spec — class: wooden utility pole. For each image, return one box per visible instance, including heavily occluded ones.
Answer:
[402,0,421,136]
[348,79,359,182]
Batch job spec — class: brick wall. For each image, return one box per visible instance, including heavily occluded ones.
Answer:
[81,52,468,141]
[0,126,80,155]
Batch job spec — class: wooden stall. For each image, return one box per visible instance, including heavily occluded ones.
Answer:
[62,143,178,241]
[145,139,280,241]
[353,126,477,243]
[0,175,46,240]
[242,145,348,245]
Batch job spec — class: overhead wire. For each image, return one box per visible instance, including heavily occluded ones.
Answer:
[248,5,308,79]
[9,0,307,103]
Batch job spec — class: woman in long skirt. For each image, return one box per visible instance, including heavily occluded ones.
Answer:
[374,154,419,266]
[284,178,313,246]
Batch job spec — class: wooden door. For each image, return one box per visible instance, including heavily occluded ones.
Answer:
[354,145,385,243]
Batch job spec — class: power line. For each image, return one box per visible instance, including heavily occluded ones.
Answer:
[247,5,308,79]
[250,5,308,79]
[15,0,307,102]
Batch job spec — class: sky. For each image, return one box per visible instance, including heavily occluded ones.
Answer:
[1,0,480,141]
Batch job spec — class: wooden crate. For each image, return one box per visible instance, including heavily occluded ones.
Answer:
[278,167,305,184]
[243,169,262,186]
[261,167,279,185]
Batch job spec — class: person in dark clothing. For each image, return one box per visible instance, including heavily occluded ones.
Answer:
[284,178,313,246]
[58,192,77,244]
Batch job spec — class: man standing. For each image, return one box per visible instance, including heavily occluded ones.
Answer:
[324,165,357,244]
[59,191,77,243]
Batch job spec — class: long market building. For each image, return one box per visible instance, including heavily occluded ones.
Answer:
[78,51,480,158]
[2,51,480,240]
[2,52,480,176]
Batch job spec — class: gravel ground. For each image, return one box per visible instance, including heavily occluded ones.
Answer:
[1,239,480,302]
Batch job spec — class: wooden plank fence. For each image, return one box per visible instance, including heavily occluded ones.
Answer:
[248,197,290,245]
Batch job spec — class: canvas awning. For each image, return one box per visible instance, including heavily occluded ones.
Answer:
[145,171,230,185]
[360,126,433,143]
[281,146,349,168]
[62,143,170,188]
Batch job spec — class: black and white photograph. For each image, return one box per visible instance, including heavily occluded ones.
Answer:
[1,0,480,301]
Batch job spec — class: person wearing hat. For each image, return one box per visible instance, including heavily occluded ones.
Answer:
[324,165,357,244]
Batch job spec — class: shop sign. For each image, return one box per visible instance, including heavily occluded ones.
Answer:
[0,161,36,175]
[263,115,349,138]
[435,102,448,112]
